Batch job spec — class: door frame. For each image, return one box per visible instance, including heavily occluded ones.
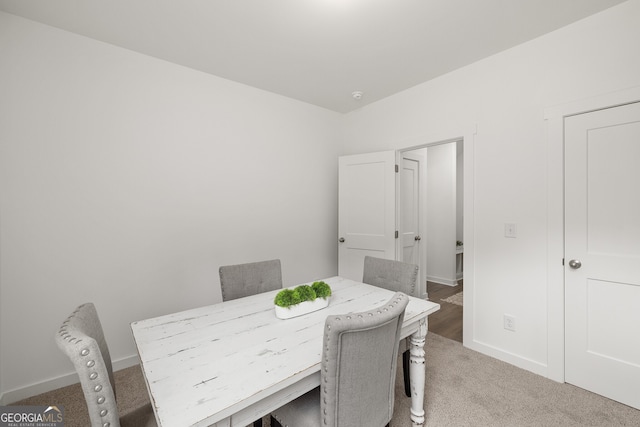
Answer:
[396,127,475,347]
[544,85,640,382]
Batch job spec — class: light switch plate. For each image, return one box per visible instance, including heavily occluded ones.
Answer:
[504,223,517,238]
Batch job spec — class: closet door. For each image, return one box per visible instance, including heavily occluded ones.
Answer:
[564,101,640,409]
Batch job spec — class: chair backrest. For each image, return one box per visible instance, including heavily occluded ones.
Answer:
[321,292,409,427]
[362,256,420,297]
[219,259,282,301]
[55,303,120,427]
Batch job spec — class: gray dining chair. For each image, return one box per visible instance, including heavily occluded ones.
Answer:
[55,303,157,427]
[219,258,282,427]
[219,259,283,301]
[271,292,409,427]
[362,255,419,397]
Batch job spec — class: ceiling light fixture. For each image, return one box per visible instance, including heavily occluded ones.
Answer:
[352,91,363,100]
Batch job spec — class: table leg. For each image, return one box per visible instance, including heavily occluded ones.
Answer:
[409,318,427,426]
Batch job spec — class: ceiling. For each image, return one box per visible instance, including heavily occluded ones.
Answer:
[0,0,627,113]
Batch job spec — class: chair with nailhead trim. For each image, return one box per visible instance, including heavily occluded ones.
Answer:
[362,256,419,397]
[271,292,409,427]
[55,303,157,427]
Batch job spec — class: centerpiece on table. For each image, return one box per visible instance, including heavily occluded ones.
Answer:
[274,281,332,319]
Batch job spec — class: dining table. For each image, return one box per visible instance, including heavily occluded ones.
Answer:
[131,276,440,427]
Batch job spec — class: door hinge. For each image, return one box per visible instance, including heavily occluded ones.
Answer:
[395,230,399,238]
[395,164,399,173]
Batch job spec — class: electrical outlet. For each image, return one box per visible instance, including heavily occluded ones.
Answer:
[504,314,516,332]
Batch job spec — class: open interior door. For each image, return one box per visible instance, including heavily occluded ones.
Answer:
[399,150,425,296]
[338,151,396,281]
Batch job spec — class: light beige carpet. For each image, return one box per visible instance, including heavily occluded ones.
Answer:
[12,333,640,426]
[441,291,463,306]
[392,333,640,427]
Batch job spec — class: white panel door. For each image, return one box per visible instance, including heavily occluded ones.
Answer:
[401,154,420,265]
[565,101,640,409]
[338,151,396,281]
[400,152,424,294]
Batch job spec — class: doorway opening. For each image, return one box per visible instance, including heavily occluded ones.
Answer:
[399,139,464,343]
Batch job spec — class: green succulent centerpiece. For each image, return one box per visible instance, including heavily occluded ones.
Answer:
[274,281,331,307]
[274,281,332,319]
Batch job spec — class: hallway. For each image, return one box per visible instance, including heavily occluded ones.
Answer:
[427,281,463,343]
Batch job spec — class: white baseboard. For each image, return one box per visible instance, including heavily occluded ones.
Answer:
[0,354,139,405]
[427,275,458,286]
[465,339,548,378]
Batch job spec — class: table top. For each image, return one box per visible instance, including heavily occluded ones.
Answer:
[131,276,440,427]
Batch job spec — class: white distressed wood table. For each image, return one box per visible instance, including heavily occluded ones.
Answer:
[131,276,440,427]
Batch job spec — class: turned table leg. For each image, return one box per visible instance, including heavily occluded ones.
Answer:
[409,318,427,426]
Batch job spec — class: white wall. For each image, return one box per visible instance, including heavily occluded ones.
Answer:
[2,0,640,402]
[0,12,341,401]
[426,143,457,285]
[341,0,640,376]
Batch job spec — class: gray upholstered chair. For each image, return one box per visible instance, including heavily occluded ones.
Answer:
[55,303,157,427]
[219,259,282,427]
[271,292,409,427]
[362,255,419,397]
[219,259,283,301]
